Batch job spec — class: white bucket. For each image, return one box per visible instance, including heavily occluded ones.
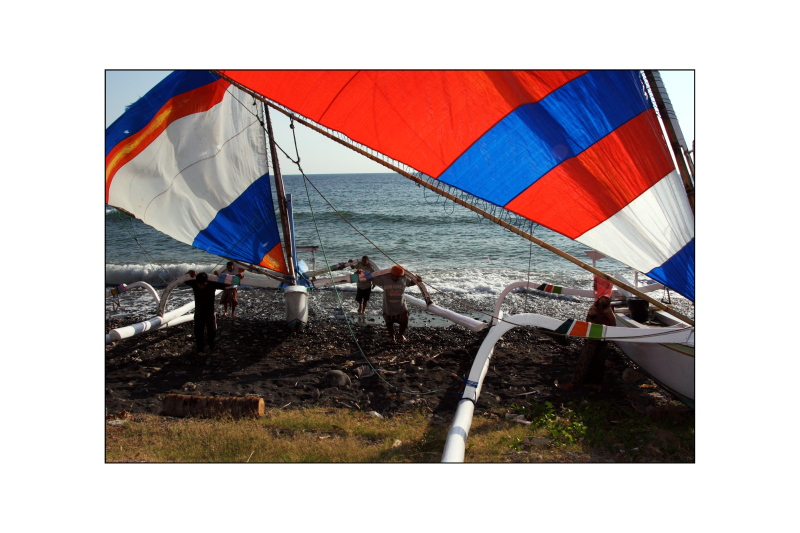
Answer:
[283,285,309,330]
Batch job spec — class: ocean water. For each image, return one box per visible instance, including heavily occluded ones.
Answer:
[106,173,691,319]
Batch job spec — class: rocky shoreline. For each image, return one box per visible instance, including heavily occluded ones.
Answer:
[105,287,692,423]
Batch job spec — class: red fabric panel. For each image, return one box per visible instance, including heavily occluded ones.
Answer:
[221,71,586,177]
[570,321,589,337]
[105,80,229,202]
[505,110,675,238]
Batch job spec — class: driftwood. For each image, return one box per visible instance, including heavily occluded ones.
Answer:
[162,394,265,418]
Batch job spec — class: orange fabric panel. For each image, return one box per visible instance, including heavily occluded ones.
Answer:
[259,243,288,274]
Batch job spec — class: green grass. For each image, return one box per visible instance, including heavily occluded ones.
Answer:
[106,402,693,463]
[500,398,694,462]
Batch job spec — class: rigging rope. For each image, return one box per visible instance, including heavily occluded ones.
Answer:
[525,221,540,314]
[281,116,449,396]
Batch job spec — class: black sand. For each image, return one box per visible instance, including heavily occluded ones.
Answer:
[105,288,692,421]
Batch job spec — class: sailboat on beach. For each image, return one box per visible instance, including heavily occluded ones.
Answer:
[208,70,695,462]
[106,70,694,459]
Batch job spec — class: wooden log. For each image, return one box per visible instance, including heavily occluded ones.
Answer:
[162,394,265,418]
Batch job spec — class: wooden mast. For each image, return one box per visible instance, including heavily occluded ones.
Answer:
[217,72,694,326]
[645,70,695,214]
[262,102,296,284]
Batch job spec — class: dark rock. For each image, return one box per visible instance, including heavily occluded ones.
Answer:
[324,369,351,388]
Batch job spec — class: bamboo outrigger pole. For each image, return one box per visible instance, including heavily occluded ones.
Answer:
[217,72,694,327]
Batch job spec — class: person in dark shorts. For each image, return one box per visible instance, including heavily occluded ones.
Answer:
[215,261,244,317]
[184,271,227,353]
[557,296,617,391]
[352,255,375,314]
[369,265,422,344]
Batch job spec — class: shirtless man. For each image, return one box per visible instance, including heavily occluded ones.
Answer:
[368,265,421,344]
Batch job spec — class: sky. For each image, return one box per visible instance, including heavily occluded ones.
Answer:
[105,70,695,175]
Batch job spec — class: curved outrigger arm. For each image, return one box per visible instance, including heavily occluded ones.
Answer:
[441,312,694,462]
[489,280,674,327]
[107,281,162,305]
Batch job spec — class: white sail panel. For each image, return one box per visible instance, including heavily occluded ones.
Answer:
[577,170,694,275]
[108,88,268,245]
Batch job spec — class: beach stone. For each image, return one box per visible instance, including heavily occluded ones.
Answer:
[324,370,351,388]
[622,368,646,383]
[353,364,375,378]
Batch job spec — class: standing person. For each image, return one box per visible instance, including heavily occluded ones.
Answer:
[351,255,375,315]
[215,261,244,317]
[368,265,421,344]
[557,296,617,391]
[184,271,227,353]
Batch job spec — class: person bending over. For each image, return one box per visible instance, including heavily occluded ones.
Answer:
[369,265,421,344]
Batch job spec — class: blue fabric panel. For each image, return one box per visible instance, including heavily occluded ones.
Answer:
[437,70,651,207]
[106,70,220,156]
[193,173,282,266]
[646,238,695,302]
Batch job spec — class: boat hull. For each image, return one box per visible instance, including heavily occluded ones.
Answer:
[613,312,694,405]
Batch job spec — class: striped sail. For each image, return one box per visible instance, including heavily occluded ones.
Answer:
[219,70,694,301]
[105,70,288,275]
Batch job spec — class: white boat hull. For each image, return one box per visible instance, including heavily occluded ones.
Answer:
[613,312,694,404]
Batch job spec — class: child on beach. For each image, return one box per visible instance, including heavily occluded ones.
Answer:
[351,255,375,315]
[215,261,244,317]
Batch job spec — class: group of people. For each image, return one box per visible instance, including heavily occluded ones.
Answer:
[185,256,618,393]
[184,255,422,352]
[185,256,619,394]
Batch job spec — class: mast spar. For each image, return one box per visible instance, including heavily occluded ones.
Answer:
[262,102,297,284]
[645,70,695,214]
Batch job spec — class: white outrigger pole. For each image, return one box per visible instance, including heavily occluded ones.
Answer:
[441,281,694,462]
